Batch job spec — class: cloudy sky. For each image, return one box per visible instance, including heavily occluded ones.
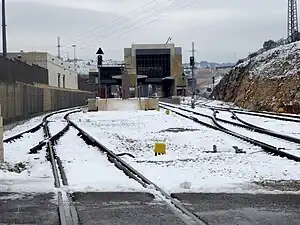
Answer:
[3,0,287,63]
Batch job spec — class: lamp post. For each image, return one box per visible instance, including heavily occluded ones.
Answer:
[96,47,104,97]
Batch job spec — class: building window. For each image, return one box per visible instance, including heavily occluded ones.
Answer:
[63,75,65,88]
[135,49,171,80]
[58,73,61,87]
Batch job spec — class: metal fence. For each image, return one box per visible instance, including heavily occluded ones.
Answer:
[0,82,94,125]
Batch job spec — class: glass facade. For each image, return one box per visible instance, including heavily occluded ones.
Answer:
[136,49,171,82]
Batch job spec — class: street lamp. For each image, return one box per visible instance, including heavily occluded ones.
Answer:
[96,47,104,97]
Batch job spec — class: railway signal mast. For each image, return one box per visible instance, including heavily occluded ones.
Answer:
[288,0,299,43]
[190,42,196,109]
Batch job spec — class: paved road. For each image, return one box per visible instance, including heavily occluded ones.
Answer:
[72,192,187,225]
[172,193,300,225]
[1,192,300,224]
[0,192,59,225]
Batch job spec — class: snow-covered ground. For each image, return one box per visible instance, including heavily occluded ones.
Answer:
[69,109,300,193]
[0,111,70,192]
[47,113,68,136]
[3,115,45,138]
[55,127,144,192]
[236,113,300,137]
[2,101,300,194]
[1,122,55,192]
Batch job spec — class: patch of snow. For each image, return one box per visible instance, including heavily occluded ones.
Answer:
[55,127,144,192]
[236,113,300,137]
[3,115,45,138]
[69,109,300,193]
[48,113,68,136]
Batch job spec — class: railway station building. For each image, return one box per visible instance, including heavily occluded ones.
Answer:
[123,43,187,97]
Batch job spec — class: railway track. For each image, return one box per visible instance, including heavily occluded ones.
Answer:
[5,108,210,225]
[159,102,300,162]
[199,102,300,122]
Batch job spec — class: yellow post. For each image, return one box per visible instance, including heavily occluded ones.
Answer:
[154,142,166,156]
[165,109,170,115]
[278,107,284,113]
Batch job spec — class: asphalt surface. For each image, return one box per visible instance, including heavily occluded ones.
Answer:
[0,192,59,225]
[1,192,300,225]
[172,193,300,225]
[72,192,187,225]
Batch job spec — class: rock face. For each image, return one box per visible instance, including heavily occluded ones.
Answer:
[212,42,300,113]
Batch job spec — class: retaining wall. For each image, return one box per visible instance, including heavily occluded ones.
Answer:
[0,83,94,125]
[0,105,3,162]
[89,98,159,111]
[159,97,181,105]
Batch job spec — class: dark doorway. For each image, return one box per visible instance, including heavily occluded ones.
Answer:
[162,79,174,97]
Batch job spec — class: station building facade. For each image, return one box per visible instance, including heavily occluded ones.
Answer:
[124,43,187,97]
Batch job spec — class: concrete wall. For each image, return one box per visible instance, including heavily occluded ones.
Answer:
[0,82,94,125]
[92,98,159,111]
[7,52,78,90]
[0,105,3,163]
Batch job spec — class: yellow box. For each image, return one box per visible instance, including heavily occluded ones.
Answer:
[154,142,166,155]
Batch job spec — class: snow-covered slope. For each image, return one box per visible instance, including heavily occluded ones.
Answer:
[237,42,300,79]
[213,41,300,112]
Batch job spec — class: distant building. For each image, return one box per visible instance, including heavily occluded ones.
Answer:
[88,64,124,98]
[124,43,186,97]
[7,52,78,89]
[77,75,94,92]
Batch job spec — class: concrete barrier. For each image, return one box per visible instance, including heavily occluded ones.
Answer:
[0,105,3,163]
[159,97,181,105]
[93,98,159,111]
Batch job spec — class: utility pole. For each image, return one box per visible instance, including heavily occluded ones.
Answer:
[2,0,7,58]
[190,42,196,108]
[57,37,61,59]
[72,44,77,71]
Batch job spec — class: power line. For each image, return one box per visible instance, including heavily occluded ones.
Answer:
[65,0,174,45]
[75,0,196,50]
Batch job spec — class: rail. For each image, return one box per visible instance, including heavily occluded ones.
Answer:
[159,102,300,162]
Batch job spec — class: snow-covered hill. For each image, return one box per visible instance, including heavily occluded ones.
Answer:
[213,40,300,113]
[237,41,300,79]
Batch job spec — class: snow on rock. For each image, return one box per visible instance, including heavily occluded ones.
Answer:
[237,42,300,79]
[69,110,300,193]
[213,41,300,112]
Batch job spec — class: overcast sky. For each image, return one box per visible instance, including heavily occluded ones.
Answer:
[3,0,287,63]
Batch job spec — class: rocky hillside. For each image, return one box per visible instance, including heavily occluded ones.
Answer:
[212,41,300,113]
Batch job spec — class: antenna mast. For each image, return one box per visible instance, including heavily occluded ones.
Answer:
[288,0,299,43]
